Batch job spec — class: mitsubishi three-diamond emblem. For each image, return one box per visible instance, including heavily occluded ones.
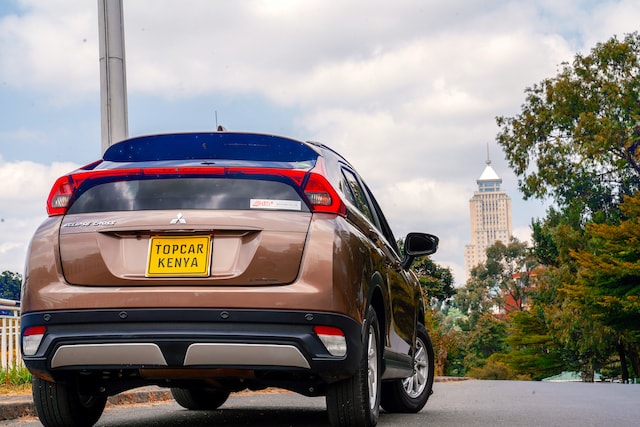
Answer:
[170,213,187,224]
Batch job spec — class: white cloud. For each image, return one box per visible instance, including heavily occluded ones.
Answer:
[0,157,78,213]
[0,158,78,273]
[0,0,98,101]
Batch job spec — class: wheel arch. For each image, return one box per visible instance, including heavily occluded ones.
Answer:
[366,272,387,348]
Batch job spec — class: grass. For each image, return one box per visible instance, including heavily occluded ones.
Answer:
[0,366,32,395]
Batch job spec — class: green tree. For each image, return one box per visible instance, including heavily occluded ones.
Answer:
[495,32,640,382]
[484,238,536,312]
[0,271,21,301]
[462,313,508,373]
[571,192,640,380]
[501,309,565,380]
[496,32,640,221]
[413,257,456,305]
[453,240,536,377]
[457,239,535,315]
[573,192,640,333]
[453,272,494,328]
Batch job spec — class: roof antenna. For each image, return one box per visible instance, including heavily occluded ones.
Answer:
[215,110,226,132]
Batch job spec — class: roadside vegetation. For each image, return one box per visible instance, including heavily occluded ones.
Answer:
[0,271,21,301]
[0,365,31,394]
[0,271,29,394]
[421,32,640,383]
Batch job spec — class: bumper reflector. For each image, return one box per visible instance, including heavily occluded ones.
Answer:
[22,326,46,356]
[314,325,347,357]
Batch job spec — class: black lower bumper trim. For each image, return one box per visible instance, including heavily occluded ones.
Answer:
[21,309,363,384]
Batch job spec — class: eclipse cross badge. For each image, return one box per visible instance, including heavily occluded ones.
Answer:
[170,213,187,224]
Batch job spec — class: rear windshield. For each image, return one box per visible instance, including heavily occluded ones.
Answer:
[67,178,310,213]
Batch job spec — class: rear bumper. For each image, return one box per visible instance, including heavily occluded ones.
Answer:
[21,309,363,384]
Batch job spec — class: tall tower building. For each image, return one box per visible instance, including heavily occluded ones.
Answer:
[464,154,513,281]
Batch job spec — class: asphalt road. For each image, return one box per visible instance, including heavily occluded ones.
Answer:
[4,380,640,427]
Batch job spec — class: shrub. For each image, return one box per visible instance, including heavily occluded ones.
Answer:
[467,359,514,380]
[0,365,32,386]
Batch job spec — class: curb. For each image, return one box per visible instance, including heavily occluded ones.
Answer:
[0,377,469,421]
[435,376,471,382]
[0,394,36,421]
[0,386,173,421]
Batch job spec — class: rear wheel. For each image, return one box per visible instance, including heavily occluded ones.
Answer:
[380,323,434,413]
[32,376,107,427]
[326,307,381,427]
[171,387,230,410]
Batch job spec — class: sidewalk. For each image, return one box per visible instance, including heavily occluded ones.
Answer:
[0,377,468,421]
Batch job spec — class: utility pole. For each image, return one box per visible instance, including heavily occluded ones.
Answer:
[98,0,128,153]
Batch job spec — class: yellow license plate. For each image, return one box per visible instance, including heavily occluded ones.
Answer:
[147,236,211,277]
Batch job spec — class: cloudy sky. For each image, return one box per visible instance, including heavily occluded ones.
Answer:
[1,0,639,285]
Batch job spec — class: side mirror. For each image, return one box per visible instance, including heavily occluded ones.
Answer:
[401,232,439,270]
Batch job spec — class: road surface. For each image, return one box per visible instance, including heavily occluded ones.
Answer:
[4,380,640,426]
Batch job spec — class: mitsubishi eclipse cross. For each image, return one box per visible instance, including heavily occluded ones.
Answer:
[21,131,439,427]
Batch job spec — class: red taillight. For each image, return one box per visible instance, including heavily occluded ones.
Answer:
[24,325,46,336]
[314,325,344,336]
[46,176,74,216]
[303,158,346,216]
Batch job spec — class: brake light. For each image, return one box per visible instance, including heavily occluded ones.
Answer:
[314,325,347,357]
[303,159,346,216]
[304,174,334,206]
[46,176,74,216]
[22,325,46,356]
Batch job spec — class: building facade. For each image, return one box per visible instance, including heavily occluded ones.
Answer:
[464,158,512,281]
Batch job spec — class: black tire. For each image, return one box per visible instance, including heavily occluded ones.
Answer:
[326,307,381,427]
[170,387,230,410]
[32,376,107,427]
[380,323,434,413]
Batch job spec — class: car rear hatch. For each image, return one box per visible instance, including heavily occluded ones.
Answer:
[59,208,311,286]
[49,133,346,287]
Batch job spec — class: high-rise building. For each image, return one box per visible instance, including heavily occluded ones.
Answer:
[464,155,512,281]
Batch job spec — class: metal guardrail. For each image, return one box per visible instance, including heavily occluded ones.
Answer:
[0,299,22,369]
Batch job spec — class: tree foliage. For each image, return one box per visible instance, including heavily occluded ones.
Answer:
[484,238,536,312]
[413,257,456,305]
[572,192,640,332]
[457,238,535,314]
[461,313,508,372]
[0,271,21,301]
[570,192,640,379]
[496,32,640,221]
[493,32,640,382]
[501,310,564,380]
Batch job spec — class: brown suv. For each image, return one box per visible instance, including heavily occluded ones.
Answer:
[21,131,438,427]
